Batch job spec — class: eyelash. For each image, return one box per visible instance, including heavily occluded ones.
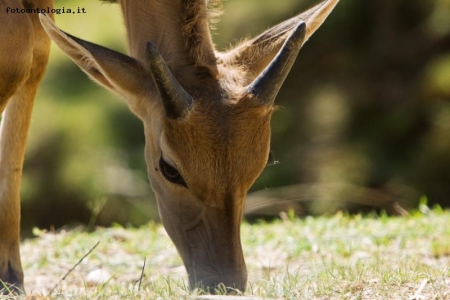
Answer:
[159,157,188,188]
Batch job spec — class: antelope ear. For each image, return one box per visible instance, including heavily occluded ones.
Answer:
[39,13,152,113]
[223,0,339,80]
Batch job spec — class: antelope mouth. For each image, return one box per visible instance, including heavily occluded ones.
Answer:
[181,208,247,293]
[187,265,247,294]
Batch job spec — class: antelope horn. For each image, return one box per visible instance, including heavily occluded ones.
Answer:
[146,41,193,119]
[246,22,307,106]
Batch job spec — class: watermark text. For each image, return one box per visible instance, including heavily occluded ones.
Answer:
[5,7,87,15]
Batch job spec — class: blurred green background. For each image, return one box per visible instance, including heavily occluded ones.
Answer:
[21,0,450,233]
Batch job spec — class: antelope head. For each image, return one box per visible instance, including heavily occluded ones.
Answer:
[39,0,338,293]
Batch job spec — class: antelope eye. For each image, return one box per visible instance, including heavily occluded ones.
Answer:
[159,157,188,188]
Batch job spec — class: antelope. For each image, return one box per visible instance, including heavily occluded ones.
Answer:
[0,0,338,294]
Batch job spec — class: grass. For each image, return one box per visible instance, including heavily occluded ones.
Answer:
[8,206,450,299]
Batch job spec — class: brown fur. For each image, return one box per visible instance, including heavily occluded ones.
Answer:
[0,0,54,293]
[164,100,273,202]
[181,0,222,71]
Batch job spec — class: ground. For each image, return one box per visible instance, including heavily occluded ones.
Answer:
[8,206,450,299]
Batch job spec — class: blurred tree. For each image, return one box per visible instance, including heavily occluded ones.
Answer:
[248,0,450,214]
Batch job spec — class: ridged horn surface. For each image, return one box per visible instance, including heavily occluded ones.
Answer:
[246,22,307,106]
[146,41,193,119]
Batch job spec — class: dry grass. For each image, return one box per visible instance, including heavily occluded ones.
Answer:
[7,207,450,299]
